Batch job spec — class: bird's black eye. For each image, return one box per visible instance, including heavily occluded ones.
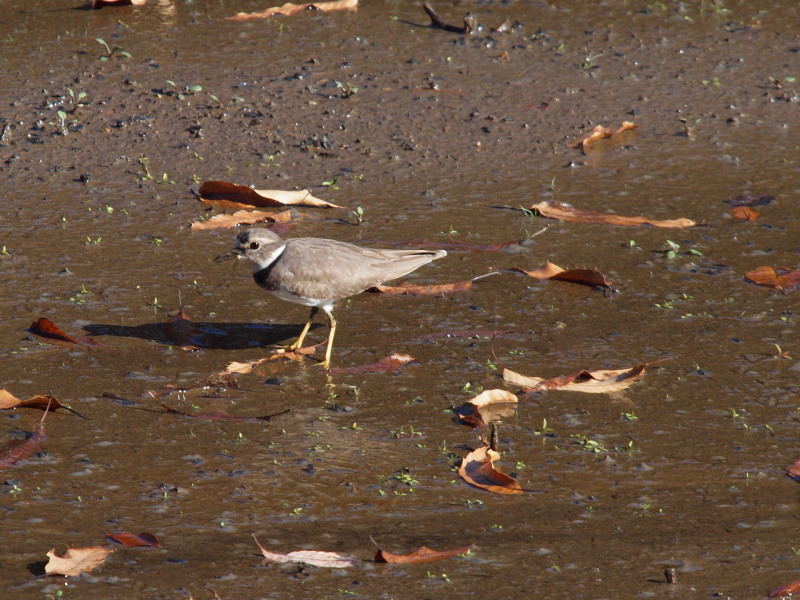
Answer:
[249,241,260,250]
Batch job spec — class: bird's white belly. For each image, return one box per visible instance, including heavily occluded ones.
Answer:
[269,288,334,311]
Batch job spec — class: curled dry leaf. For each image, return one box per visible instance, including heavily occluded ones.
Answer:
[106,532,160,548]
[45,546,113,576]
[0,399,52,469]
[227,0,358,21]
[532,201,695,229]
[788,454,800,482]
[503,362,654,394]
[375,544,475,564]
[252,534,356,568]
[513,262,613,291]
[745,266,800,292]
[770,581,800,598]
[329,353,415,375]
[454,389,518,428]
[91,0,147,7]
[458,445,523,495]
[731,206,760,221]
[28,317,103,347]
[224,344,323,374]
[0,390,64,412]
[566,121,639,152]
[199,180,344,209]
[160,403,288,423]
[191,209,292,230]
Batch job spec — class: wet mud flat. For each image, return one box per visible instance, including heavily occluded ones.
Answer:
[1,0,799,598]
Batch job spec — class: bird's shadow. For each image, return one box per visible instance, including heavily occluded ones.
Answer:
[82,321,319,350]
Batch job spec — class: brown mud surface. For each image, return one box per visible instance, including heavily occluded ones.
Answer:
[1,0,799,598]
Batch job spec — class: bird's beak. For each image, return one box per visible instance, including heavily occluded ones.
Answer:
[214,248,243,263]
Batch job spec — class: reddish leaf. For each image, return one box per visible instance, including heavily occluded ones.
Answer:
[45,546,113,576]
[0,399,51,469]
[375,544,475,564]
[566,121,639,152]
[329,353,416,375]
[745,266,800,292]
[513,262,613,290]
[198,181,343,209]
[252,534,356,568]
[532,201,695,228]
[731,206,760,221]
[787,454,800,481]
[227,0,358,21]
[92,0,147,7]
[28,318,103,347]
[106,532,160,548]
[190,209,292,230]
[770,581,800,598]
[458,445,523,494]
[160,403,288,423]
[504,361,656,394]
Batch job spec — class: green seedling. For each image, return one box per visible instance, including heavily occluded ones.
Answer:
[50,110,76,135]
[322,175,339,189]
[66,88,88,112]
[138,156,153,180]
[95,37,131,60]
[165,80,203,100]
[351,205,365,225]
[335,80,359,98]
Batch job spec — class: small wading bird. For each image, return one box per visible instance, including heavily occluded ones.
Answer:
[216,228,447,370]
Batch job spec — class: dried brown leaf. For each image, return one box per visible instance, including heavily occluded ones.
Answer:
[28,317,103,347]
[745,266,800,292]
[770,581,800,598]
[191,209,292,230]
[531,201,695,229]
[503,362,652,394]
[731,206,760,221]
[227,0,358,21]
[0,391,65,412]
[92,0,147,7]
[252,534,356,568]
[458,445,523,494]
[0,400,51,469]
[45,546,113,576]
[329,353,415,375]
[224,344,323,374]
[454,389,518,428]
[513,262,613,290]
[566,121,639,151]
[106,532,160,548]
[198,180,344,209]
[375,544,475,564]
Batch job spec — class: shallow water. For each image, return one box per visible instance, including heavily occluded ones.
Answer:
[1,0,800,598]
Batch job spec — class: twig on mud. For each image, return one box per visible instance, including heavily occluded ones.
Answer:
[422,1,477,35]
